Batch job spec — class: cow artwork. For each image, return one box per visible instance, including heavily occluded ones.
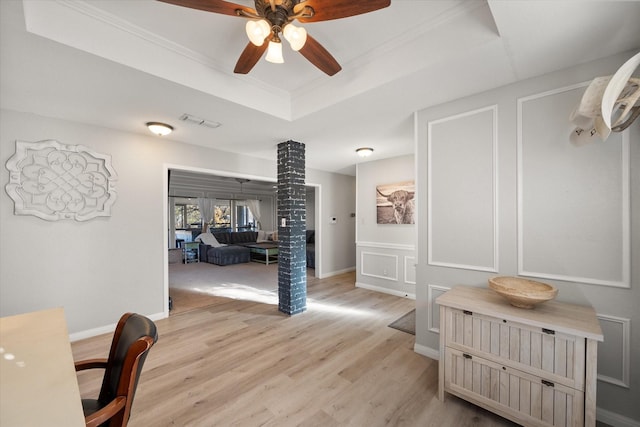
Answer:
[376,181,415,224]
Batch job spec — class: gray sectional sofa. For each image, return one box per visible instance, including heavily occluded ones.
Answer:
[197,231,258,266]
[191,229,315,268]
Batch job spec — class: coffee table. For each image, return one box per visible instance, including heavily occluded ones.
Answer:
[245,243,278,265]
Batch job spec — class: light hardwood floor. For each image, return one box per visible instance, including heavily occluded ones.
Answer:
[72,272,521,426]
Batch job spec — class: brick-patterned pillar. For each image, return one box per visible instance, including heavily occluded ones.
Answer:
[277,140,307,315]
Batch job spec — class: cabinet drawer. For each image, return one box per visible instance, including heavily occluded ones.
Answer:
[445,347,584,427]
[444,308,585,390]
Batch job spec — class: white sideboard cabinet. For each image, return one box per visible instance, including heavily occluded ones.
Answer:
[437,286,603,427]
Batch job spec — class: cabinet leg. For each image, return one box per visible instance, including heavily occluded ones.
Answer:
[584,339,598,427]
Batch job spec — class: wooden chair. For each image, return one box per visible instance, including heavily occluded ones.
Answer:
[75,313,158,427]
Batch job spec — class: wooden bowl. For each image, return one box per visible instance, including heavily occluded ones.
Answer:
[488,276,558,309]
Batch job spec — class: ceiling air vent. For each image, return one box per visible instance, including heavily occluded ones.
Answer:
[179,113,221,129]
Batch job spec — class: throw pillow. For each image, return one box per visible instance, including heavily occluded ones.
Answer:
[257,230,268,242]
[195,233,223,248]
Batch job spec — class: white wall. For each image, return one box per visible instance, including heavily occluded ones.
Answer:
[414,51,640,425]
[355,155,416,297]
[0,109,356,335]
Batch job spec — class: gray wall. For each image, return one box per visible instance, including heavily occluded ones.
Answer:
[305,186,315,230]
[355,155,416,297]
[258,196,276,232]
[0,109,356,335]
[306,168,356,277]
[415,50,640,425]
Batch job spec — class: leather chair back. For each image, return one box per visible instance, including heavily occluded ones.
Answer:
[98,313,158,418]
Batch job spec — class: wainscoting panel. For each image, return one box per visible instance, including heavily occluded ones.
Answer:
[404,256,416,285]
[356,243,415,298]
[360,251,398,281]
[427,106,498,273]
[517,85,630,288]
[597,314,630,388]
[427,284,450,333]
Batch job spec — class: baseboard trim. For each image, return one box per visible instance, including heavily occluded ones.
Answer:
[597,407,640,427]
[318,266,355,279]
[69,310,167,342]
[355,281,416,299]
[70,322,117,342]
[414,343,439,360]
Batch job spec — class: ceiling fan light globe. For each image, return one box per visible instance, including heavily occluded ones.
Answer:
[246,19,270,46]
[283,24,307,51]
[265,41,284,63]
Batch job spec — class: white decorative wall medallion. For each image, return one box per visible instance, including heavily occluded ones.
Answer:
[5,140,117,221]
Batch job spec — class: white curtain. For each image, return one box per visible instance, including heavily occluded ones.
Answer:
[198,198,216,233]
[246,199,262,229]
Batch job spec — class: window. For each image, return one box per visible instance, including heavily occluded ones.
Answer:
[209,201,255,231]
[173,199,256,231]
[213,201,231,230]
[235,203,256,231]
[174,204,201,229]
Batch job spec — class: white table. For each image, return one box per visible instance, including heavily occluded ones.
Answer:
[0,307,86,426]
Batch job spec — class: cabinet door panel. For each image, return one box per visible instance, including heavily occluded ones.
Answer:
[445,308,585,390]
[445,348,584,427]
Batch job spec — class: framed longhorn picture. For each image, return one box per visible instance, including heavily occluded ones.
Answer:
[376,181,415,224]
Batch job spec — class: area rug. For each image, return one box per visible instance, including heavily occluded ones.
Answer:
[388,309,415,335]
[169,261,278,293]
[169,261,280,310]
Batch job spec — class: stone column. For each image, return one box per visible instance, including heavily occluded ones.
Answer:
[277,140,306,315]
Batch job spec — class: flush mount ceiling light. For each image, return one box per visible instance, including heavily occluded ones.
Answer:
[356,147,374,157]
[158,0,391,76]
[146,122,173,136]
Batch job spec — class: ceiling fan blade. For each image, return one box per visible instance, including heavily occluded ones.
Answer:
[157,0,254,17]
[299,35,341,76]
[234,41,269,74]
[294,0,390,22]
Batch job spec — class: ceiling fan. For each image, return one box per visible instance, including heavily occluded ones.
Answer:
[157,0,391,76]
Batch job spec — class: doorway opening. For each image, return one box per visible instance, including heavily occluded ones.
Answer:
[163,165,321,315]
